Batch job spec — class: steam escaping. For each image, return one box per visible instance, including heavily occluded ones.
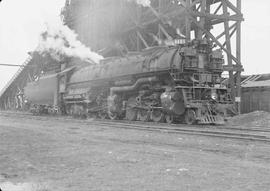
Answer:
[38,23,104,63]
[127,0,151,7]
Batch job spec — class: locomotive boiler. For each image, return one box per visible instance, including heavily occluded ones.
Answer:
[24,39,233,124]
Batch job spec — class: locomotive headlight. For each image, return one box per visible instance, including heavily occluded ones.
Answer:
[211,90,218,100]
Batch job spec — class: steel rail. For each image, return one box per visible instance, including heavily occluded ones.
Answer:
[1,111,270,143]
[86,120,270,143]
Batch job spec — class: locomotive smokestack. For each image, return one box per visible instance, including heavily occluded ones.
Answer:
[37,23,104,63]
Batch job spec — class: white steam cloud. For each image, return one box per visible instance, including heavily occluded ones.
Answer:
[38,23,104,63]
[127,0,151,7]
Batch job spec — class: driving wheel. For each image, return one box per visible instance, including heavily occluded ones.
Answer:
[126,97,137,121]
[151,109,165,122]
[108,111,118,120]
[98,112,107,119]
[137,109,150,122]
[184,109,197,125]
[165,114,174,124]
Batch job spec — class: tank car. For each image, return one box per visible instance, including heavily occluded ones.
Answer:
[24,73,59,114]
[24,39,233,124]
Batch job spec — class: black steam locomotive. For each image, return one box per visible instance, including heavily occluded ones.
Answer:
[24,39,233,124]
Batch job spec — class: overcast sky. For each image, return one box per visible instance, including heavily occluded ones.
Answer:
[0,0,270,91]
[0,0,65,91]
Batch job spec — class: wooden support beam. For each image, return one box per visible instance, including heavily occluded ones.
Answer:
[223,0,242,15]
[158,0,162,40]
[190,11,243,22]
[222,26,237,47]
[196,4,201,12]
[136,31,149,48]
[158,24,173,40]
[190,0,202,8]
[185,0,191,41]
[236,0,242,114]
[129,33,138,50]
[205,0,211,41]
[216,22,237,40]
[123,7,186,33]
[148,4,176,41]
[198,0,206,39]
[189,15,240,65]
[222,0,235,99]
[27,72,34,82]
[178,0,187,7]
[136,5,141,51]
[213,2,222,14]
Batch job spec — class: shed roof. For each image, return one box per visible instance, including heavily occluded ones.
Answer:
[242,79,270,88]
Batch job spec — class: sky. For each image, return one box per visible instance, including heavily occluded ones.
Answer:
[0,0,65,91]
[0,0,270,91]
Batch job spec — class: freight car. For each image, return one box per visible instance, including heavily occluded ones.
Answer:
[24,39,233,124]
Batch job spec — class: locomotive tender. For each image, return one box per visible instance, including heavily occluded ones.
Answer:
[24,39,233,125]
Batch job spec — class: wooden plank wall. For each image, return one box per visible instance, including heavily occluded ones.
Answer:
[241,87,270,113]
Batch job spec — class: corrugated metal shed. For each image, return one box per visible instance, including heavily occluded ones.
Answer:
[241,74,270,113]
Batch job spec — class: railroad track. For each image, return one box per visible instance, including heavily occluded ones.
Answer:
[1,111,270,143]
[86,119,270,143]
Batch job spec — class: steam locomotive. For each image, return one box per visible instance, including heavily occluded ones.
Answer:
[24,39,233,125]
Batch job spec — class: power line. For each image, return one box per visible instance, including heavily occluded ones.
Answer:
[0,63,25,67]
[0,63,36,68]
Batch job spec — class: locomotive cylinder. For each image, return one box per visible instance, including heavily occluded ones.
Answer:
[160,90,185,115]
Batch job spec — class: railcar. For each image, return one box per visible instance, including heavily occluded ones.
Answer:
[24,39,233,124]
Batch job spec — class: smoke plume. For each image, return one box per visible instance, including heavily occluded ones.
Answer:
[127,0,151,7]
[38,23,104,63]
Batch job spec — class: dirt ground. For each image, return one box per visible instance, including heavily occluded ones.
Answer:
[228,110,270,127]
[1,113,270,191]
